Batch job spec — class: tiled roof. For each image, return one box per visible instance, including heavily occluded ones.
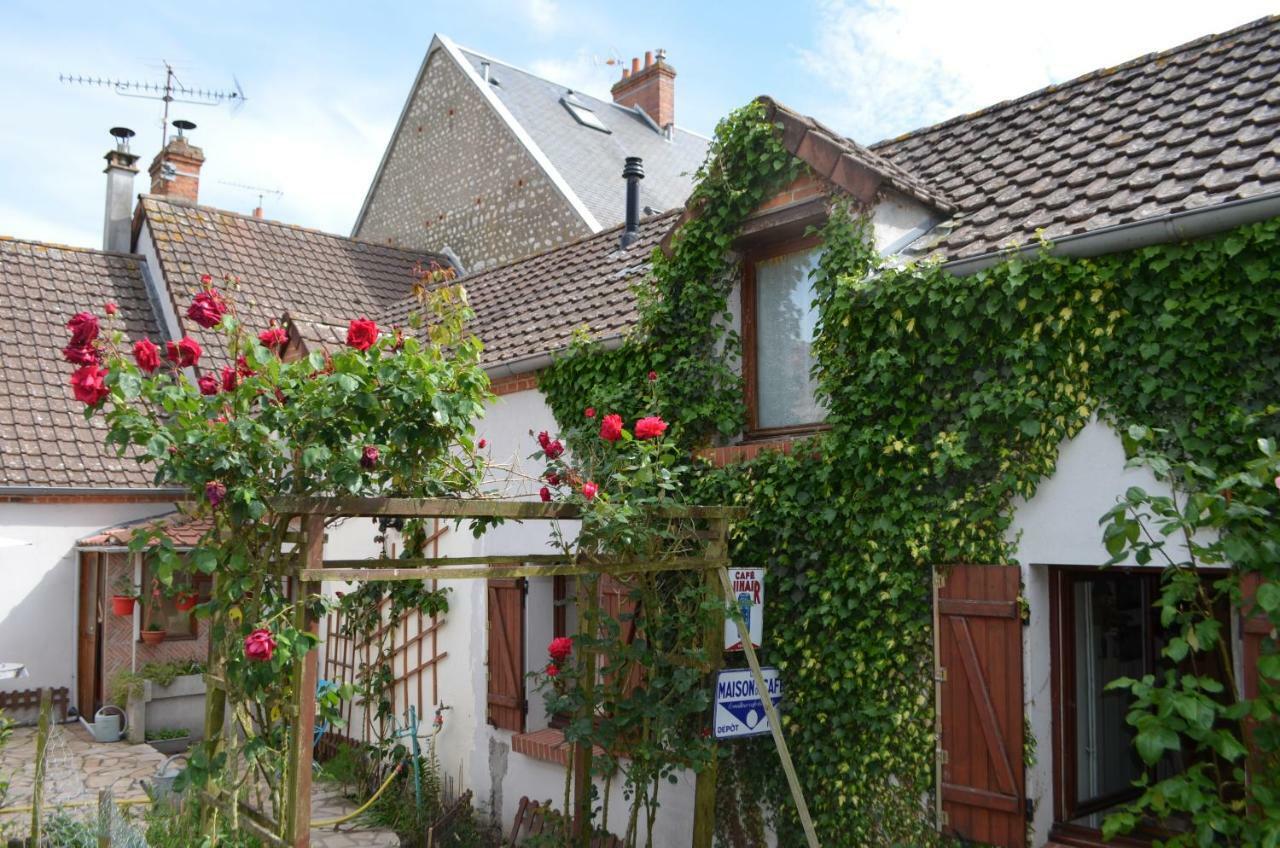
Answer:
[380,212,677,369]
[141,196,452,364]
[871,15,1280,259]
[455,48,709,228]
[78,511,211,548]
[0,238,164,489]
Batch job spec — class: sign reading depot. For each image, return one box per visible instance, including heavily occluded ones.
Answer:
[714,667,782,740]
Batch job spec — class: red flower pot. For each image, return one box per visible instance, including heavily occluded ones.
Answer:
[111,595,137,616]
[175,593,197,612]
[140,629,167,645]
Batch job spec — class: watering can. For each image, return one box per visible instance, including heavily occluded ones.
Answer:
[80,704,127,743]
[149,753,187,799]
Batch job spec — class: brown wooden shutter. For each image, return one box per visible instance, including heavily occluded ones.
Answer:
[935,564,1026,848]
[598,575,643,696]
[1240,572,1274,774]
[487,577,526,732]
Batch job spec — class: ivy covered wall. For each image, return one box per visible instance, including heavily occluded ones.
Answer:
[537,101,1280,844]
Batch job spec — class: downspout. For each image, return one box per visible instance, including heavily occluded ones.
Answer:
[941,190,1280,276]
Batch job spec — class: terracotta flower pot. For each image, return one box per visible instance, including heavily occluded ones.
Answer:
[141,629,167,645]
[175,593,197,612]
[111,595,137,616]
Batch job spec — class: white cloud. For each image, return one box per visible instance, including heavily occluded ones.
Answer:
[524,0,561,35]
[798,0,1277,143]
[529,49,618,101]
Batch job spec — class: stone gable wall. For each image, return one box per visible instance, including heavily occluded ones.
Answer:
[355,49,590,271]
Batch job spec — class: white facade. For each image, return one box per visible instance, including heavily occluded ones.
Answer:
[0,500,176,699]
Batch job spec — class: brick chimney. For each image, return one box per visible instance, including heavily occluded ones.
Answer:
[611,49,676,134]
[148,121,204,202]
[103,127,139,253]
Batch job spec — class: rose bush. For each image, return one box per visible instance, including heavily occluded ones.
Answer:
[63,275,491,837]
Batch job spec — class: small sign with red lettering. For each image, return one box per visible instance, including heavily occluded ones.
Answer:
[724,568,764,651]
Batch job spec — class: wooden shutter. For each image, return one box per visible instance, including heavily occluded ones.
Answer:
[487,577,526,732]
[598,575,644,696]
[1240,572,1274,775]
[935,564,1026,848]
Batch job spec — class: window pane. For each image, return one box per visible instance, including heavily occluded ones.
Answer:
[755,246,823,429]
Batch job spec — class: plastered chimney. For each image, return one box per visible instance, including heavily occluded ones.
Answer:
[103,127,139,253]
[611,48,676,133]
[148,121,205,203]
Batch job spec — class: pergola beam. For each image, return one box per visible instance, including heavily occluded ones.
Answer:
[304,557,730,583]
[271,496,746,521]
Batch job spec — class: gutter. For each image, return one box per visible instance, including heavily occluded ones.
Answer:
[942,190,1280,276]
[0,486,187,498]
[484,334,626,381]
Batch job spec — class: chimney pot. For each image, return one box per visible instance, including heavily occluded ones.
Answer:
[253,206,264,219]
[631,57,641,73]
[622,68,630,80]
[103,127,140,253]
[644,50,653,68]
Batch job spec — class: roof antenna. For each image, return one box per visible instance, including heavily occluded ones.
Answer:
[218,179,284,217]
[60,60,247,150]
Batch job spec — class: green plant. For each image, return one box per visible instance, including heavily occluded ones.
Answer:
[540,98,1280,843]
[1098,429,1280,845]
[110,670,146,706]
[146,728,190,741]
[0,708,12,808]
[111,572,138,598]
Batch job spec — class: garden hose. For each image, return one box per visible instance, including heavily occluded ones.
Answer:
[310,761,404,828]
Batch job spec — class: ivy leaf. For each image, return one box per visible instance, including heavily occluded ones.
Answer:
[1256,582,1280,614]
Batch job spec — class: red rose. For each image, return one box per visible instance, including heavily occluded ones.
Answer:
[548,636,573,662]
[537,431,552,450]
[205,480,227,508]
[634,416,668,440]
[244,628,275,662]
[544,439,564,460]
[585,407,596,418]
[104,301,118,316]
[198,373,220,396]
[599,414,624,442]
[220,366,239,393]
[545,663,560,678]
[236,355,255,378]
[70,365,109,405]
[539,486,551,502]
[647,370,657,382]
[346,317,379,351]
[200,274,213,285]
[478,438,488,449]
[361,445,379,469]
[67,312,100,346]
[62,343,99,365]
[545,472,560,486]
[166,337,202,367]
[258,327,289,351]
[582,481,598,500]
[187,290,228,329]
[133,338,160,373]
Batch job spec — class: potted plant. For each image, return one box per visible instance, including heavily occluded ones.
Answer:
[175,590,198,612]
[145,726,191,755]
[110,574,138,616]
[141,623,167,645]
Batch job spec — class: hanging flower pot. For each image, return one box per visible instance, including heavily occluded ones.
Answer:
[141,628,167,646]
[175,592,198,612]
[111,595,137,616]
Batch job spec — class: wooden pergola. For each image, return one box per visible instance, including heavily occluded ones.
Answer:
[199,496,818,848]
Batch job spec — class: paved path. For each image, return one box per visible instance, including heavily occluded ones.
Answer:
[0,723,397,846]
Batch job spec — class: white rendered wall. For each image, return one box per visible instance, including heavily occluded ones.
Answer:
[1008,418,1174,846]
[0,500,176,702]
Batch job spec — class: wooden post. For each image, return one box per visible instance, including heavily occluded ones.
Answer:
[283,515,322,847]
[200,574,227,837]
[29,687,51,845]
[572,573,599,847]
[691,519,728,848]
[98,788,113,848]
[718,567,821,848]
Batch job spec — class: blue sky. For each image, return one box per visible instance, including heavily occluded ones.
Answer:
[1,0,1274,248]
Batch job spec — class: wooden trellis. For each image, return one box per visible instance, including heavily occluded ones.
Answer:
[199,496,818,848]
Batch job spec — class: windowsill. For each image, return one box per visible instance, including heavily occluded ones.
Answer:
[698,428,827,467]
[511,727,606,767]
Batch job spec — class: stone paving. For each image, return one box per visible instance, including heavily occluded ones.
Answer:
[0,723,398,846]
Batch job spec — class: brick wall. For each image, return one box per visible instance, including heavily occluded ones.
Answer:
[752,173,827,215]
[355,49,590,272]
[489,370,540,396]
[101,552,208,700]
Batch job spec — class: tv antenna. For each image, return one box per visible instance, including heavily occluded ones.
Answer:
[59,60,246,150]
[218,180,284,213]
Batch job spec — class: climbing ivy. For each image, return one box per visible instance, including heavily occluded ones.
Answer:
[540,100,1280,843]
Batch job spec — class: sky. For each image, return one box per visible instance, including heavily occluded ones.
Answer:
[0,0,1274,250]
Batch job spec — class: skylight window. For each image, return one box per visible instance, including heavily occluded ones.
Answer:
[561,91,611,133]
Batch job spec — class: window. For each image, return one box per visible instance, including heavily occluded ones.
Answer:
[560,92,611,133]
[743,237,825,434]
[141,557,209,640]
